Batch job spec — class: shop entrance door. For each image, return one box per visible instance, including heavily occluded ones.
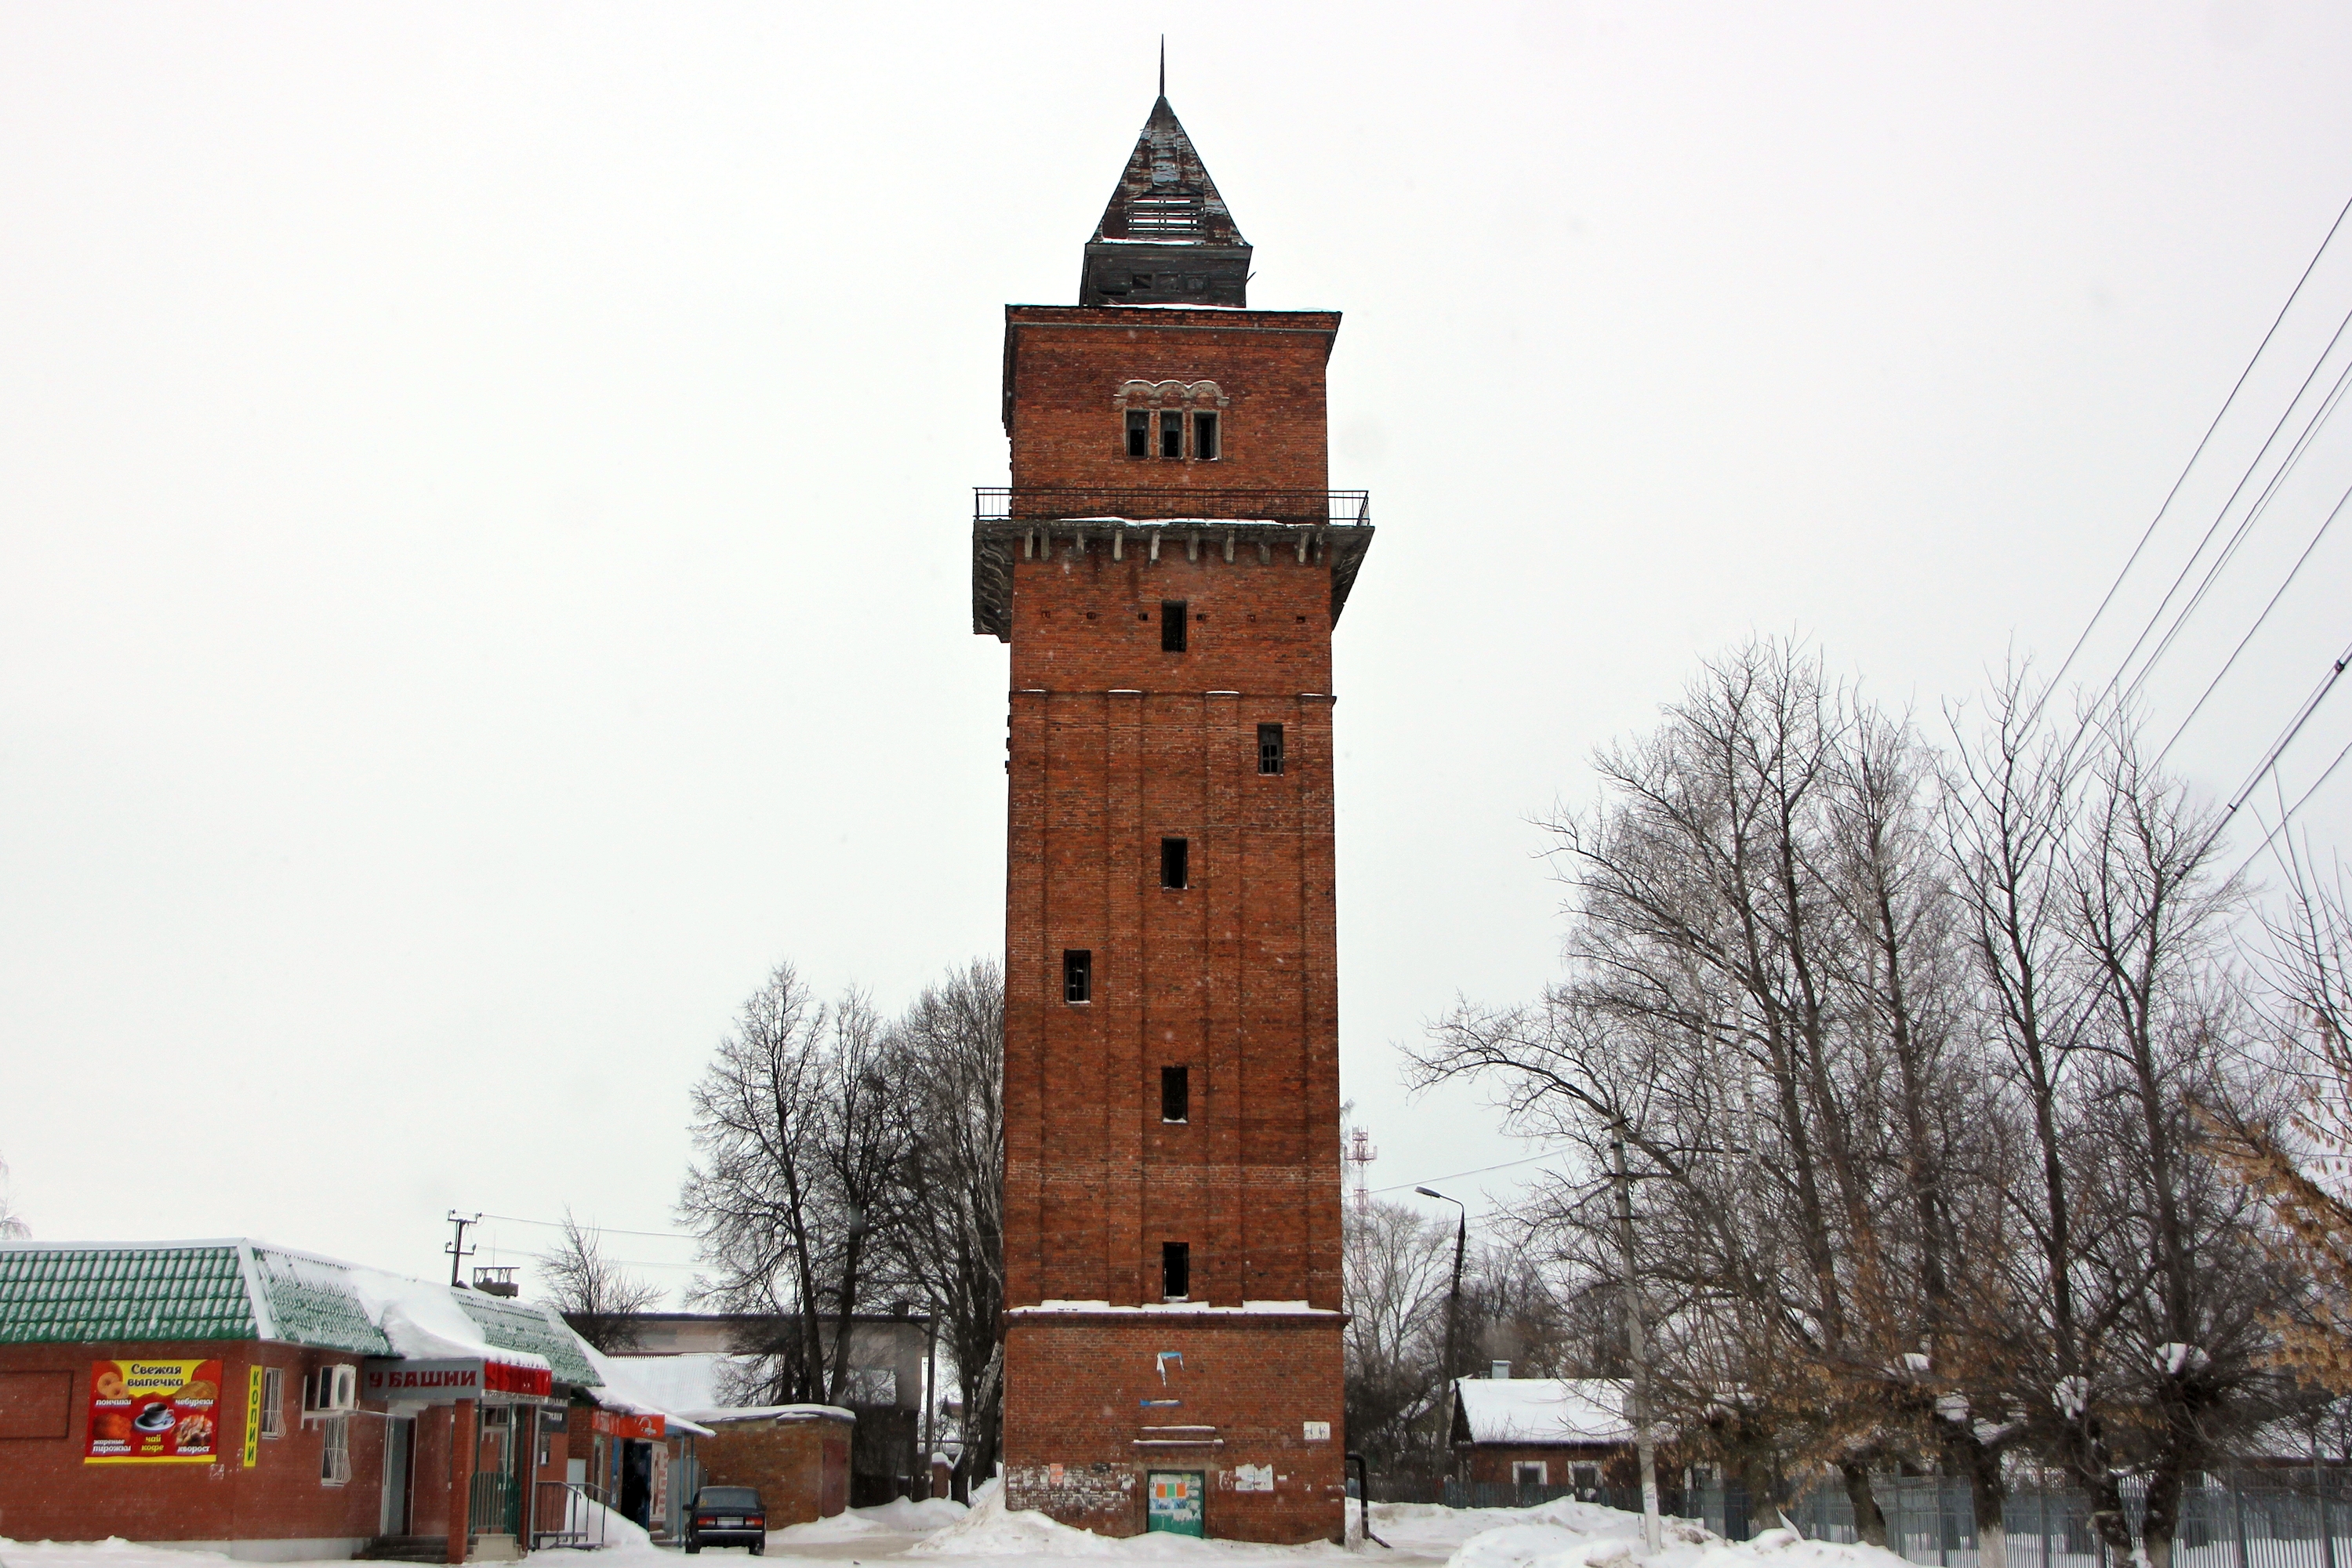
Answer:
[619,1439,652,1526]
[1145,1472,1204,1537]
[379,1416,414,1537]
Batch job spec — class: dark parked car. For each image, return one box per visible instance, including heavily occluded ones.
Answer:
[684,1486,768,1554]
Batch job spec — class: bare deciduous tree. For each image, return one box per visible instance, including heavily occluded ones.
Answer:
[884,959,1006,1490]
[538,1208,663,1352]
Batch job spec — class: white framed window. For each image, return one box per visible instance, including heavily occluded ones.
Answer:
[320,1415,351,1485]
[260,1367,285,1438]
[1512,1461,1548,1486]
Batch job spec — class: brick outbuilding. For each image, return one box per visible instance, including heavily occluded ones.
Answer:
[1450,1377,1639,1494]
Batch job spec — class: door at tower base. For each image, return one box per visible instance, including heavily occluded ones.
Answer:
[999,1312,1345,1544]
[1146,1472,1205,1535]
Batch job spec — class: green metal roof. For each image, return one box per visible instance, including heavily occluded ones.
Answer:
[453,1292,601,1388]
[0,1243,601,1388]
[247,1247,394,1357]
[0,1245,258,1345]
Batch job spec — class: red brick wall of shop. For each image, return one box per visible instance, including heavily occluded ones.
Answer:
[0,1341,388,1544]
[1000,1314,1345,1543]
[1002,307,1338,495]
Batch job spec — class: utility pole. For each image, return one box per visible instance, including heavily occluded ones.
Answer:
[1416,1186,1468,1483]
[1610,1127,1662,1554]
[445,1210,481,1287]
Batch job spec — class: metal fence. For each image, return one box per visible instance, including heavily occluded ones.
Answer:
[1691,1475,2352,1568]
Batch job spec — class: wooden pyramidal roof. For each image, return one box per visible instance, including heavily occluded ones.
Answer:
[1089,95,1247,249]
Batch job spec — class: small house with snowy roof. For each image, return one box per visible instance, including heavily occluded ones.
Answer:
[0,1240,713,1561]
[1449,1376,1639,1494]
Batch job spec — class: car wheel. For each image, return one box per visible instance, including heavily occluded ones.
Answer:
[685,1542,699,1555]
[750,1541,764,1556]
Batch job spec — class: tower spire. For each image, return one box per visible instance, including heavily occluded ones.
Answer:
[1078,89,1250,307]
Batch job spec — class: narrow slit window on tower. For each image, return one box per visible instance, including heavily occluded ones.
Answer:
[1161,1065,1190,1123]
[1159,410,1184,459]
[1126,409,1151,458]
[1258,723,1285,776]
[1193,411,1218,460]
[1161,601,1187,653]
[1160,837,1189,889]
[1063,949,1091,1004]
[1162,1241,1191,1300]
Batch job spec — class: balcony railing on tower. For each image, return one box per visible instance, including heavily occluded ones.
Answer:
[975,487,1370,529]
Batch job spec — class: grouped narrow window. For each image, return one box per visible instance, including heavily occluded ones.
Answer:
[1161,1065,1190,1123]
[1258,724,1285,776]
[1161,601,1188,653]
[1115,380,1228,459]
[1162,1241,1191,1301]
[1160,837,1189,889]
[1063,949,1092,1004]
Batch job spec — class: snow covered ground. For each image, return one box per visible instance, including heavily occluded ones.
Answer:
[0,1491,1919,1568]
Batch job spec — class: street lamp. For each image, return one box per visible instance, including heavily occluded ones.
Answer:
[1416,1186,1467,1481]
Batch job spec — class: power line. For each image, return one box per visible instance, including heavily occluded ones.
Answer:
[2158,476,2352,765]
[480,1210,698,1243]
[2084,292,2352,739]
[2124,349,2352,718]
[2198,630,2352,866]
[2039,187,2352,717]
[2232,735,2352,889]
[1370,1145,1572,1196]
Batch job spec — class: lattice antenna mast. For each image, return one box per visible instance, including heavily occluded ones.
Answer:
[1346,1127,1377,1211]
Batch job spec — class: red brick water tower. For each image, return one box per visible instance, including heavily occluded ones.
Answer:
[969,91,1373,1544]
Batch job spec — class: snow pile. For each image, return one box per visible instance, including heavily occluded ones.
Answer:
[907,1482,1110,1558]
[860,1496,974,1532]
[1445,1512,1907,1568]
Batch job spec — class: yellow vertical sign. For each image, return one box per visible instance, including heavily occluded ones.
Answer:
[242,1366,263,1467]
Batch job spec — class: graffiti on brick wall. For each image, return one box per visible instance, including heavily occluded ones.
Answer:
[1006,1462,1134,1517]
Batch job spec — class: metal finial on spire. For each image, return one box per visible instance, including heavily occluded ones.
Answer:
[1159,36,1165,99]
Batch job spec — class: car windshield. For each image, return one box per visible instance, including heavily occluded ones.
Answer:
[698,1489,760,1509]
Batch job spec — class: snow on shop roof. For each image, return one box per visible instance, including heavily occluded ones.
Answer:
[1453,1378,1635,1446]
[601,1350,742,1413]
[573,1339,714,1437]
[0,1239,593,1386]
[690,1403,855,1425]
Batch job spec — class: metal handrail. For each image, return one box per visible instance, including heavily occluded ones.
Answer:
[975,487,1370,528]
[532,1479,610,1552]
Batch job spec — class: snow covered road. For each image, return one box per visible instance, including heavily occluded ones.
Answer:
[0,1492,1916,1568]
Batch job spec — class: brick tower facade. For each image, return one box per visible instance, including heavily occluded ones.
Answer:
[969,94,1373,1544]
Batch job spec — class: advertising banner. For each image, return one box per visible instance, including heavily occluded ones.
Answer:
[242,1366,263,1467]
[85,1358,223,1464]
[588,1410,665,1440]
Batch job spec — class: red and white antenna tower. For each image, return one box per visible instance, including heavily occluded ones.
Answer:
[1345,1126,1377,1211]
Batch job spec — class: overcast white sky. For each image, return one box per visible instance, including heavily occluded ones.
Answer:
[5,1,2352,1301]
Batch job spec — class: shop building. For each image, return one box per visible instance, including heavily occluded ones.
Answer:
[0,1240,701,1562]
